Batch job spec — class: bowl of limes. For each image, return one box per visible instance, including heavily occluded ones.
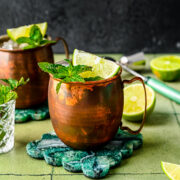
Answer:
[150,56,180,81]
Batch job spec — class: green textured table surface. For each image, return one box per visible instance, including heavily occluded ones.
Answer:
[0,54,180,180]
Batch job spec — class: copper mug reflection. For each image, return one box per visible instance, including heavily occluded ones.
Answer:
[48,65,147,150]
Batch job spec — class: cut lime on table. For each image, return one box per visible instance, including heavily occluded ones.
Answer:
[72,49,120,79]
[123,84,156,121]
[7,22,47,41]
[161,161,180,180]
[150,56,180,81]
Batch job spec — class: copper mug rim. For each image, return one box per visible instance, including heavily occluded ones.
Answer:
[49,66,122,85]
[0,34,57,53]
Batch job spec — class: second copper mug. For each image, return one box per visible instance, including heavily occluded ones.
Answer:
[48,66,147,150]
[0,35,69,108]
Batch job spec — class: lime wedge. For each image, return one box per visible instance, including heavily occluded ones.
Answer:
[7,22,48,41]
[123,84,156,121]
[161,161,180,180]
[72,49,120,79]
[150,56,180,81]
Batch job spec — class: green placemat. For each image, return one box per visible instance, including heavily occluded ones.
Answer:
[26,129,143,179]
[15,102,49,123]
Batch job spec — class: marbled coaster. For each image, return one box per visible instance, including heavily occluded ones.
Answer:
[26,129,143,179]
[15,103,49,123]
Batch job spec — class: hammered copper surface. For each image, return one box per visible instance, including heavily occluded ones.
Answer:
[48,67,147,150]
[0,35,69,108]
[48,73,124,149]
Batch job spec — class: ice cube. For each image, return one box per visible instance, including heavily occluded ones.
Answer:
[1,40,20,50]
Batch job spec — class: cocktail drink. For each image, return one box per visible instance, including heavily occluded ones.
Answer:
[0,23,69,108]
[0,78,28,153]
[39,49,147,150]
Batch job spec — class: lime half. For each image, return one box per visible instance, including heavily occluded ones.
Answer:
[150,56,180,81]
[7,22,48,41]
[123,84,156,121]
[72,49,120,79]
[161,161,180,180]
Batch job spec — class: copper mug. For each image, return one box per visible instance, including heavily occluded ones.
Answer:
[48,62,147,150]
[0,35,69,108]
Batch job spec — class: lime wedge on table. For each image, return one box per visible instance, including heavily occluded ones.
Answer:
[72,49,120,79]
[150,56,180,81]
[7,22,47,41]
[161,161,180,180]
[123,84,156,121]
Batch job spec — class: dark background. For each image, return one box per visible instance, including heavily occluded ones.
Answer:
[1,0,180,54]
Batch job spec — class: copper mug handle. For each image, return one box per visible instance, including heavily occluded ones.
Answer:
[55,37,69,59]
[120,77,147,135]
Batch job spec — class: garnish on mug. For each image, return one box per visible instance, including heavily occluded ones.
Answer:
[38,59,103,93]
[0,77,29,105]
[16,25,56,50]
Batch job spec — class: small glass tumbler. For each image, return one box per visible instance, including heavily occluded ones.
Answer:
[0,100,15,153]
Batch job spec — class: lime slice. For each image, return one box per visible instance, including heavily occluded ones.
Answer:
[123,84,156,121]
[72,49,120,79]
[150,56,180,81]
[161,161,180,180]
[7,22,48,41]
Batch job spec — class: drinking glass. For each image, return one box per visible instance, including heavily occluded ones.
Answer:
[0,100,15,153]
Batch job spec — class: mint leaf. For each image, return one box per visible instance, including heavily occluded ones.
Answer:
[0,85,13,104]
[0,86,11,104]
[5,91,17,103]
[55,76,83,93]
[38,62,59,73]
[0,79,18,89]
[64,74,85,83]
[18,77,30,86]
[30,25,42,44]
[39,60,102,94]
[40,40,56,45]
[23,44,37,50]
[1,77,29,91]
[56,81,62,94]
[55,74,85,93]
[53,71,68,79]
[16,37,34,45]
[0,77,29,105]
[15,25,57,50]
[38,62,66,75]
[64,59,72,65]
[72,65,92,75]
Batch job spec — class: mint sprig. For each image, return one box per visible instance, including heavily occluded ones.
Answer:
[16,25,56,50]
[0,77,29,105]
[0,77,29,143]
[38,60,103,93]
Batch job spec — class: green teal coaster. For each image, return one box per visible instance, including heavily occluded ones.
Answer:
[15,103,49,123]
[26,129,143,179]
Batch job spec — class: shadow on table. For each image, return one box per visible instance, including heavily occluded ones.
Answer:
[144,112,172,126]
[122,112,171,128]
